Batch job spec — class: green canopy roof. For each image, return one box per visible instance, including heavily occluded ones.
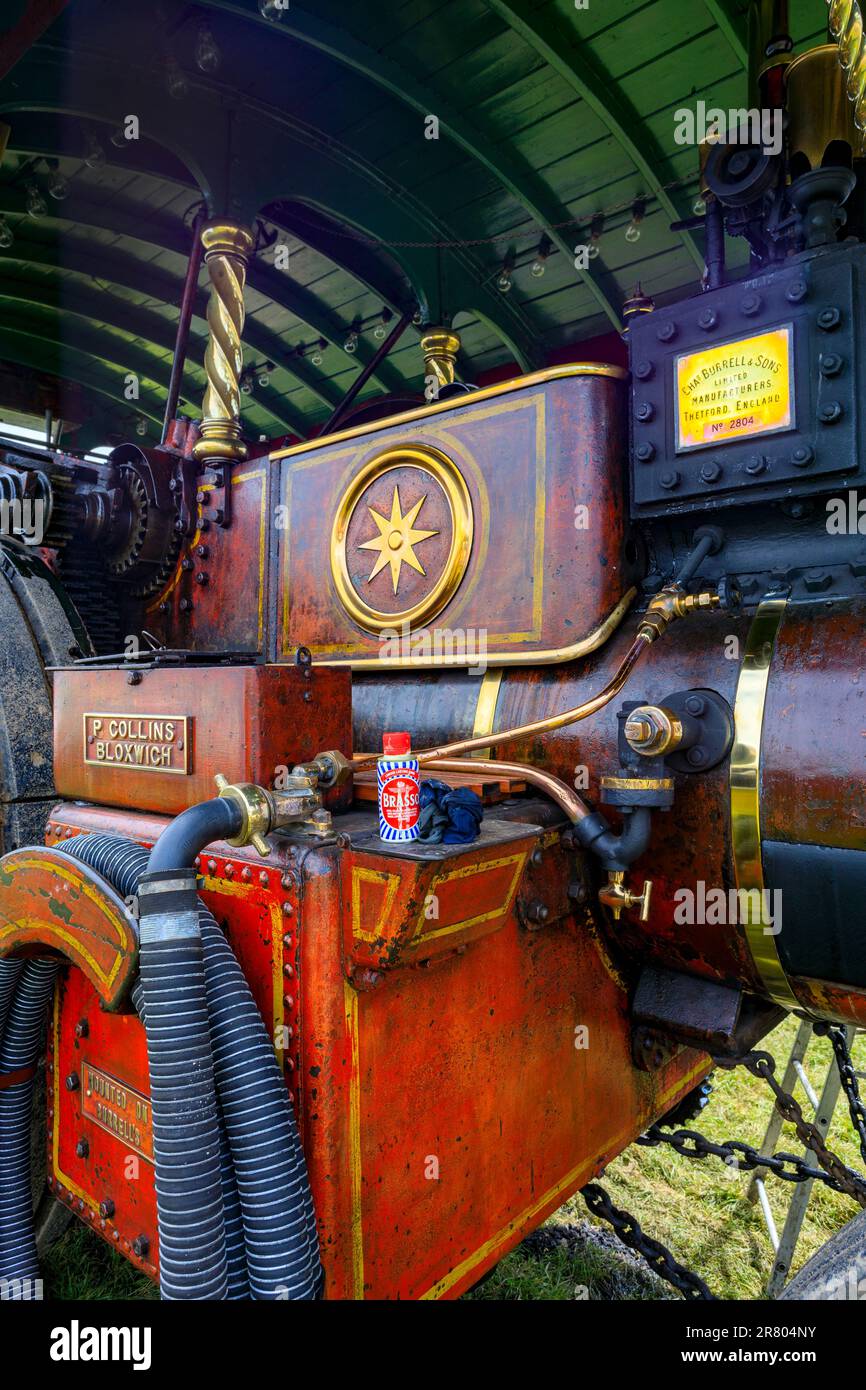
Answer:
[0,0,828,448]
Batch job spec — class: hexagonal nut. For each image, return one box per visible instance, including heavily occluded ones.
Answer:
[314,749,353,787]
[716,575,742,612]
[624,706,671,754]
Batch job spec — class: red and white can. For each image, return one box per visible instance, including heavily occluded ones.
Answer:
[377,732,420,843]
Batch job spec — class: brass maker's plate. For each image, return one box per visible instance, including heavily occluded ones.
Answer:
[676,325,794,452]
[331,445,473,636]
[81,1062,154,1163]
[83,712,192,775]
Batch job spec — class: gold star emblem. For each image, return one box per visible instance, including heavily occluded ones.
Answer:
[359,485,438,594]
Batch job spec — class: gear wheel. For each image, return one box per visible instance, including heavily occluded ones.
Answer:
[657,1076,714,1129]
[107,460,181,599]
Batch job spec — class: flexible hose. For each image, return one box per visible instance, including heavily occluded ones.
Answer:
[58,833,320,1299]
[135,864,229,1301]
[0,959,59,1293]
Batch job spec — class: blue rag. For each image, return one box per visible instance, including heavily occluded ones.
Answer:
[417,778,484,844]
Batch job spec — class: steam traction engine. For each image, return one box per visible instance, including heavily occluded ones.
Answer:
[1,39,865,1302]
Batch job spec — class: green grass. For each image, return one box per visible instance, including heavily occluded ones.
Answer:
[45,1018,866,1301]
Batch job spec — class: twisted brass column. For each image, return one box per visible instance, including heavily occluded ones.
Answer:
[420,328,461,391]
[193,220,255,463]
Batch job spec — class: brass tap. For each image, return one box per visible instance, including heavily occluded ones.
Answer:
[598,870,653,923]
[214,772,322,858]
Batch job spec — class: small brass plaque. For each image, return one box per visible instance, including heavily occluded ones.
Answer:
[675,325,794,452]
[81,1062,154,1164]
[83,712,192,775]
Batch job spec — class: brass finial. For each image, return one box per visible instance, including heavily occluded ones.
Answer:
[420,327,461,391]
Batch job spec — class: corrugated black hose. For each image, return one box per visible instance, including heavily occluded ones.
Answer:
[57,824,321,1299]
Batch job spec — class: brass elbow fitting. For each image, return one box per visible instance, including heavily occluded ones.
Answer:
[598,870,653,923]
[637,585,721,643]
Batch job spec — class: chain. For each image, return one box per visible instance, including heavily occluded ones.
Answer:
[580,1036,866,1299]
[637,1124,856,1193]
[726,1050,866,1207]
[580,1183,716,1300]
[820,1025,866,1169]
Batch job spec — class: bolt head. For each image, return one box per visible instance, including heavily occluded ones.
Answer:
[99,1198,115,1220]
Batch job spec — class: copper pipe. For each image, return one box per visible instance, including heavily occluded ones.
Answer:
[353,633,651,771]
[423,758,592,825]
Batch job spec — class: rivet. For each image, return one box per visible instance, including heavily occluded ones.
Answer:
[283,994,294,1010]
[687,747,708,768]
[74,1018,89,1039]
[194,856,201,869]
[698,308,718,330]
[207,858,217,874]
[241,866,252,882]
[225,863,234,878]
[634,360,653,380]
[283,963,294,979]
[99,1198,115,1219]
[281,900,293,915]
[282,934,293,949]
[259,870,270,888]
[76,1138,89,1159]
[65,1072,80,1092]
[657,320,677,342]
[786,279,808,303]
[286,1057,296,1072]
[132,1235,150,1259]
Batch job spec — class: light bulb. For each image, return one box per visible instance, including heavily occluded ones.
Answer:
[497,270,513,293]
[135,418,147,437]
[587,239,601,261]
[373,322,387,340]
[344,331,358,354]
[625,219,642,244]
[85,134,105,170]
[530,257,546,278]
[259,0,288,18]
[110,126,127,148]
[26,184,47,218]
[166,56,189,100]
[257,370,270,388]
[693,194,707,216]
[48,169,70,201]
[195,23,221,74]
[0,216,13,249]
[241,375,253,395]
[311,344,324,367]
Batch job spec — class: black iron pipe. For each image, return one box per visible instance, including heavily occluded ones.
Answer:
[321,310,412,437]
[161,212,204,444]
